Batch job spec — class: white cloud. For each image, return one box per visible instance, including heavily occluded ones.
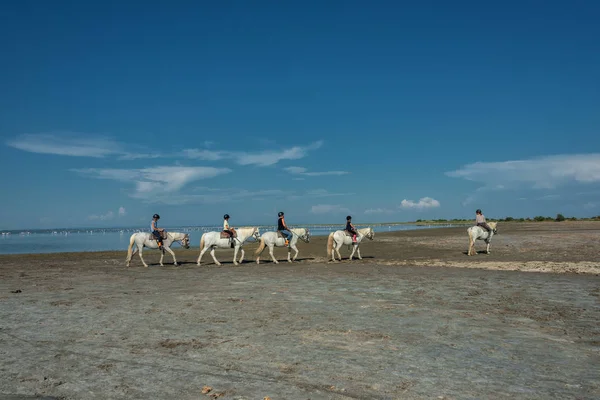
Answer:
[118,206,126,217]
[7,133,122,158]
[364,208,395,214]
[183,141,324,167]
[400,197,441,210]
[284,166,349,176]
[310,204,351,214]
[71,166,232,200]
[7,133,325,167]
[446,154,600,189]
[6,133,165,160]
[88,211,115,221]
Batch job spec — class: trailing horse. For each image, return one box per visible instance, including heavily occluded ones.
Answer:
[255,228,310,264]
[196,227,260,266]
[327,227,374,262]
[125,231,190,267]
[467,222,498,256]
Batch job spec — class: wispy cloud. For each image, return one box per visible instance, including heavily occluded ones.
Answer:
[118,206,126,216]
[400,197,441,210]
[310,204,351,214]
[446,154,600,189]
[72,166,232,200]
[88,211,115,221]
[283,166,349,176]
[364,208,396,214]
[7,133,123,158]
[183,141,324,167]
[8,133,325,167]
[6,133,163,160]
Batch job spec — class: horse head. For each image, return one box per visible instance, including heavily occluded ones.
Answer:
[363,227,374,240]
[181,233,190,248]
[489,222,498,234]
[252,227,261,241]
[303,228,311,242]
[169,232,190,248]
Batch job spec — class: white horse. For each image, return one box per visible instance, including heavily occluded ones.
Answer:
[467,222,498,256]
[196,227,260,266]
[254,228,311,264]
[125,231,190,267]
[327,227,374,262]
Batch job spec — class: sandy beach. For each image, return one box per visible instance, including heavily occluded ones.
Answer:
[1,222,599,399]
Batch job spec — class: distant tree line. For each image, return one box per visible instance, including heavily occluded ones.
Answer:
[415,215,600,223]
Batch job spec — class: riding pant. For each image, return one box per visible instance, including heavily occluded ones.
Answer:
[279,229,292,242]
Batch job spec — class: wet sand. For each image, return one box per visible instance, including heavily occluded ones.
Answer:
[0,222,599,399]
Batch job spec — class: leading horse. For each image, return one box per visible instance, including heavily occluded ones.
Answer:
[196,227,260,266]
[327,227,374,262]
[254,228,310,264]
[125,231,190,267]
[467,222,498,255]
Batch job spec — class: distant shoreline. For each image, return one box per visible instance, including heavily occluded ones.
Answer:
[2,218,599,233]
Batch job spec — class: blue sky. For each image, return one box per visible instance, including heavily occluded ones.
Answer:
[1,0,599,229]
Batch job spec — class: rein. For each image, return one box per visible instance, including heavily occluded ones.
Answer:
[291,229,310,243]
[233,229,258,246]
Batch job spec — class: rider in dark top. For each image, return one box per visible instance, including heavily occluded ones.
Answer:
[277,212,292,246]
[346,215,357,243]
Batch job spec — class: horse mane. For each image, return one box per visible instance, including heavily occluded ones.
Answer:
[291,228,306,234]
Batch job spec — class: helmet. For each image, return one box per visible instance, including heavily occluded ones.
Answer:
[476,209,482,214]
[153,214,160,219]
[224,214,230,219]
[278,212,284,217]
[346,215,352,220]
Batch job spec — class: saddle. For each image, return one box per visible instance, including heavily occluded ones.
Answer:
[149,231,167,241]
[220,228,237,239]
[276,231,286,238]
[344,230,355,237]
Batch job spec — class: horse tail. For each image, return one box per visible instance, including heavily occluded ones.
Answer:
[200,233,205,251]
[254,237,266,256]
[125,233,136,263]
[327,232,334,257]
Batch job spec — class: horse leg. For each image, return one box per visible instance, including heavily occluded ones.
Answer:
[196,245,208,265]
[349,243,357,260]
[356,246,362,260]
[164,245,178,265]
[139,246,148,268]
[290,243,299,262]
[330,241,338,262]
[269,245,279,264]
[486,241,491,254]
[238,248,245,264]
[468,233,474,256]
[210,247,221,266]
[126,245,137,266]
[159,249,165,266]
[335,243,343,262]
[233,245,239,265]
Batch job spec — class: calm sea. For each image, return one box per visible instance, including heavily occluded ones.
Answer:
[0,224,454,255]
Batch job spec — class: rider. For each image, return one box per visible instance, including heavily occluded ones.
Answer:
[223,214,235,247]
[475,209,492,233]
[346,215,358,243]
[151,214,164,248]
[277,211,292,246]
